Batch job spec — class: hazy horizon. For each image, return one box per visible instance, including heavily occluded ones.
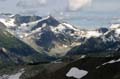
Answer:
[0,0,120,29]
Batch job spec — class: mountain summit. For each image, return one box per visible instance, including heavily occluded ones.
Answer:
[0,14,120,57]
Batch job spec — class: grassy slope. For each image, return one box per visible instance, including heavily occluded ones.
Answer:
[0,29,52,64]
[29,56,120,79]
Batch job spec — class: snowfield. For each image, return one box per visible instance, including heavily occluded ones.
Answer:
[85,31,102,38]
[0,69,24,79]
[102,58,120,66]
[96,58,120,69]
[66,67,88,79]
[0,18,16,27]
[110,24,120,29]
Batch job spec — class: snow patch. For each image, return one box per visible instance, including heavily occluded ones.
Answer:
[85,31,102,38]
[0,18,16,27]
[0,69,24,79]
[115,29,120,34]
[51,24,66,33]
[110,24,120,29]
[62,23,78,31]
[103,58,120,65]
[96,58,120,69]
[66,67,88,79]
[80,55,86,59]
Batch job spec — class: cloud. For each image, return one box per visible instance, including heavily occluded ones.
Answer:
[38,0,47,5]
[16,0,47,8]
[68,0,92,11]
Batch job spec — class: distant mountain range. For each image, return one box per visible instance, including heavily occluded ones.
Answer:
[67,24,120,56]
[0,14,82,56]
[0,13,120,79]
[0,14,120,57]
[0,21,53,65]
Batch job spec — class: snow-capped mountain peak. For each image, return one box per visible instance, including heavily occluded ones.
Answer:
[110,24,120,30]
[0,18,16,27]
[85,30,102,38]
[2,14,120,56]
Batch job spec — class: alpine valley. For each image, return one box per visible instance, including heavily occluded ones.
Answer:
[0,13,120,79]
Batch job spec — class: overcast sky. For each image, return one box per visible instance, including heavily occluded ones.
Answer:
[0,0,119,29]
[0,0,119,16]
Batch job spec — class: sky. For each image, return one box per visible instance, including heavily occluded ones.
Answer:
[0,0,119,15]
[0,0,120,29]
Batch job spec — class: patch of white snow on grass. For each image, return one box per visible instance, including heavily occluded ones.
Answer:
[102,58,120,66]
[80,55,86,59]
[96,58,120,69]
[66,67,88,79]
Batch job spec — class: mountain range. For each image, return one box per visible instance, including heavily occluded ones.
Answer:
[1,14,120,57]
[0,13,120,79]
